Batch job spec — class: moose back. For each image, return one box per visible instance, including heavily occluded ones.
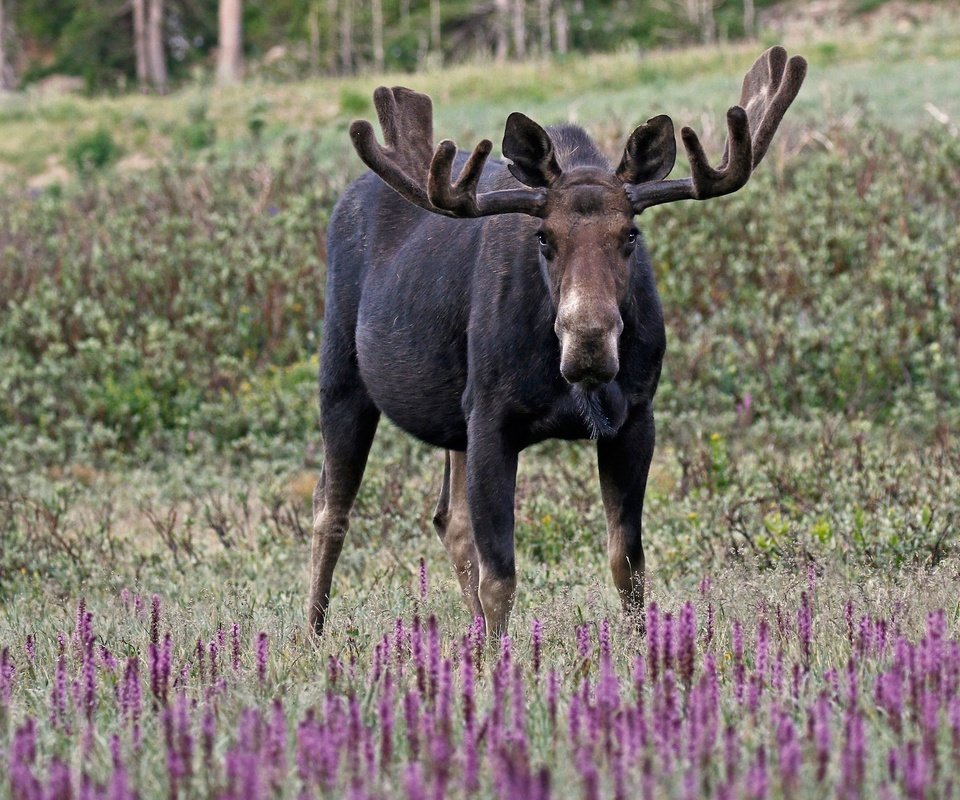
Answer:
[308,47,807,637]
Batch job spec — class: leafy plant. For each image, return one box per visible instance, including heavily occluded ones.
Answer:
[66,127,119,172]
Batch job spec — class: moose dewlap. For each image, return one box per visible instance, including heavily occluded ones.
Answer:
[309,47,807,638]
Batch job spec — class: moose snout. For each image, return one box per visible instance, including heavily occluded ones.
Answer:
[555,307,623,388]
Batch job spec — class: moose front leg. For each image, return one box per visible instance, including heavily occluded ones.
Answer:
[597,403,656,624]
[465,419,520,639]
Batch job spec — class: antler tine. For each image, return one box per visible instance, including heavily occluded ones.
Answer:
[625,47,807,213]
[350,86,547,219]
[430,138,548,217]
[429,138,492,217]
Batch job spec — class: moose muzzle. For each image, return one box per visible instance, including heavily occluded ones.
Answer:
[555,299,623,388]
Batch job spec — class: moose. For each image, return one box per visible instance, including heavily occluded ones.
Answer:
[309,47,807,638]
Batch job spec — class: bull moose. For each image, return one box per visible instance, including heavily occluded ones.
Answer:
[309,47,807,637]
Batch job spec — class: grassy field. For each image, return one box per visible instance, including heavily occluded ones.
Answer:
[2,9,960,799]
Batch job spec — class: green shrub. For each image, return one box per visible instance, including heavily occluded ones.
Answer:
[3,118,959,459]
[66,127,119,172]
[339,87,371,116]
[175,99,216,151]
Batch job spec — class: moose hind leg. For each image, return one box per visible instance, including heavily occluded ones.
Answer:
[598,404,655,624]
[433,451,482,618]
[308,389,380,636]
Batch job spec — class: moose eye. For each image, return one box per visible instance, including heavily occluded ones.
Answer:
[536,232,548,247]
[626,230,638,244]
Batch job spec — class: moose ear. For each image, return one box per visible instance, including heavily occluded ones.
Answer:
[502,112,562,188]
[615,115,677,185]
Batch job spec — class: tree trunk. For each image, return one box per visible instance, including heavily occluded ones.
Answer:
[538,0,551,56]
[146,0,168,93]
[494,0,509,63]
[553,3,568,55]
[512,0,525,59]
[308,0,320,74]
[339,0,352,74]
[371,0,385,72]
[326,0,338,73]
[217,0,243,85]
[132,0,148,90]
[699,0,716,43]
[430,0,441,54]
[0,0,12,91]
[743,0,755,38]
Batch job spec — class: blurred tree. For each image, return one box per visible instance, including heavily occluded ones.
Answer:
[371,0,384,72]
[494,0,508,62]
[132,0,147,89]
[217,0,243,84]
[553,1,567,55]
[429,0,440,54]
[0,0,13,89]
[511,0,524,58]
[538,0,551,56]
[146,0,167,91]
[338,0,351,73]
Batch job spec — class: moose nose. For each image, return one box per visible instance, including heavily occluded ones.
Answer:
[556,315,623,388]
[560,355,618,388]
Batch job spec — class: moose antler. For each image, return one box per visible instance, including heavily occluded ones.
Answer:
[624,46,807,212]
[350,86,548,218]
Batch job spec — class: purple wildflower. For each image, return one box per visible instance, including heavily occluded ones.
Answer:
[576,623,591,662]
[531,618,543,677]
[706,602,715,649]
[733,620,745,705]
[798,591,813,671]
[231,622,241,671]
[547,668,559,732]
[10,718,41,799]
[255,632,269,685]
[150,594,161,647]
[50,650,70,733]
[418,556,428,603]
[0,646,14,708]
[201,703,216,773]
[662,612,675,675]
[427,614,441,703]
[404,689,421,759]
[775,707,801,796]
[678,602,696,690]
[746,745,768,800]
[646,603,660,684]
[811,692,831,782]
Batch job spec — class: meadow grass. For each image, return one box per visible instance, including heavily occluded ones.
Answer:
[2,11,960,799]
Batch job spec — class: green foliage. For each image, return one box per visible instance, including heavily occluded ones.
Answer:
[0,137,335,455]
[338,87,371,116]
[646,119,960,425]
[12,113,960,458]
[66,126,119,171]
[174,99,217,151]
